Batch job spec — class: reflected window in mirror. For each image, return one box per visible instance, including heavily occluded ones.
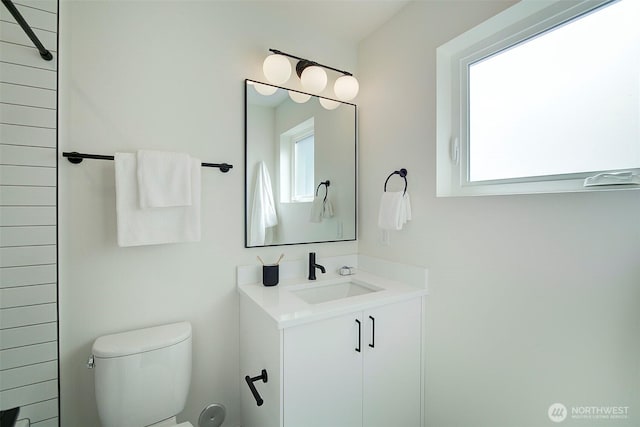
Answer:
[245,80,357,247]
[280,118,315,203]
[293,133,314,202]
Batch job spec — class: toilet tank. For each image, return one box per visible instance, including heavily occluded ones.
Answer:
[92,322,192,427]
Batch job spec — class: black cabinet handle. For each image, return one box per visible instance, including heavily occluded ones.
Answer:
[355,319,361,352]
[245,369,268,406]
[369,315,375,348]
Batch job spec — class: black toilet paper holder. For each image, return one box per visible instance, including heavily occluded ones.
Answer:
[245,369,268,407]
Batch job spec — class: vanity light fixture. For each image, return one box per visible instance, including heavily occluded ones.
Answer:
[299,64,327,94]
[262,48,359,101]
[263,54,291,84]
[334,75,359,101]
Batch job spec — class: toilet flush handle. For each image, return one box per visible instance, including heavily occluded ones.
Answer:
[86,355,95,369]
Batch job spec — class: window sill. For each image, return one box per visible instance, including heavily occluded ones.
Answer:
[437,176,640,197]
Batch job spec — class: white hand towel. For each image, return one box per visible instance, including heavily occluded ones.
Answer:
[401,192,412,222]
[322,198,334,218]
[310,196,334,223]
[378,191,411,230]
[115,153,201,247]
[137,150,192,208]
[249,162,278,246]
[309,197,324,223]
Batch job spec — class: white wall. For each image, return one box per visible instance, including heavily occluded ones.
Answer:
[57,1,357,425]
[358,1,640,426]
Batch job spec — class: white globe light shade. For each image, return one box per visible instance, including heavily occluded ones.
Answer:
[253,82,277,96]
[288,90,311,103]
[319,98,340,110]
[263,54,291,85]
[300,66,327,94]
[334,75,359,101]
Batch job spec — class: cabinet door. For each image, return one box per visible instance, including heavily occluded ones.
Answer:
[363,298,422,427]
[283,312,363,427]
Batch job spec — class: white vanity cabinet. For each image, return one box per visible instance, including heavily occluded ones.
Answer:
[363,298,422,427]
[240,293,424,427]
[284,297,423,427]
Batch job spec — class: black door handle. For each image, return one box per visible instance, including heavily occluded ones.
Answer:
[355,319,361,352]
[369,315,375,348]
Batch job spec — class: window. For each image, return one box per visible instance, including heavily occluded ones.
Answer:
[292,132,314,201]
[437,0,640,196]
[280,118,315,203]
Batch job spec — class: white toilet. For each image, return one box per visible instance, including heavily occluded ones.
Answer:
[90,322,193,427]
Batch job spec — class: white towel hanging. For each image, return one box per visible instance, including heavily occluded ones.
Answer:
[322,197,334,218]
[136,150,192,208]
[310,197,324,223]
[115,153,201,247]
[249,162,278,246]
[378,191,411,230]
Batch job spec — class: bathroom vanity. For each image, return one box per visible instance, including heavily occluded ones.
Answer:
[238,256,427,427]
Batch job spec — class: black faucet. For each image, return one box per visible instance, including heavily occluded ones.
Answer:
[308,252,326,280]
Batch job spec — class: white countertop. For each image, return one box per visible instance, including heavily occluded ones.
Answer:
[238,270,428,329]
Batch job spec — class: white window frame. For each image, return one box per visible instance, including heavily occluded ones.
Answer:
[279,117,315,203]
[436,0,640,196]
[291,129,315,202]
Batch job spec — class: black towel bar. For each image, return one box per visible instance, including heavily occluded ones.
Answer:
[62,151,233,173]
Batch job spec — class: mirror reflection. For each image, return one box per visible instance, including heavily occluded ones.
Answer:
[245,80,357,247]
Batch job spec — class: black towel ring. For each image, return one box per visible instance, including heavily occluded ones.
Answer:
[315,180,330,203]
[384,169,408,195]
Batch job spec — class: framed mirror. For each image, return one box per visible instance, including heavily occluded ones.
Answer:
[245,79,357,247]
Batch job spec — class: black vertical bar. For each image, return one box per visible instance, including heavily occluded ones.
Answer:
[55,0,60,423]
[355,319,361,352]
[244,79,249,247]
[368,316,375,348]
[1,0,53,61]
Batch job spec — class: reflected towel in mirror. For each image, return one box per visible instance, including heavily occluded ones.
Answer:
[250,162,278,246]
[309,197,334,223]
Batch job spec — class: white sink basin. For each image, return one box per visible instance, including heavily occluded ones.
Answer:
[292,280,381,305]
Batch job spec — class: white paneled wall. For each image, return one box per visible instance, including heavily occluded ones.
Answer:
[0,0,58,425]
